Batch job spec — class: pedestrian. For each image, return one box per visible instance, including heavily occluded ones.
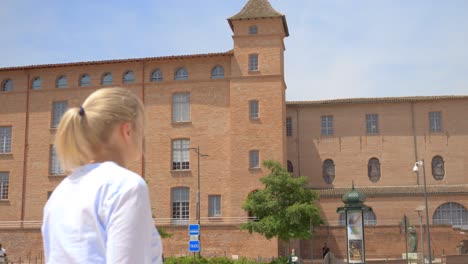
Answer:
[288,248,299,263]
[322,242,330,259]
[41,87,162,264]
[0,243,6,264]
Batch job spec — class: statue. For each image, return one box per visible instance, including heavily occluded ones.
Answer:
[408,225,418,253]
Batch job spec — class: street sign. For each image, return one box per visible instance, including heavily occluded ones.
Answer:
[190,235,199,241]
[188,224,200,236]
[189,240,200,252]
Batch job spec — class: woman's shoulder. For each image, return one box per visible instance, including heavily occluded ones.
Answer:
[99,162,145,186]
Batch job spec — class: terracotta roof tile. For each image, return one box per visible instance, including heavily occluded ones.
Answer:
[228,0,289,37]
[0,51,233,71]
[287,95,468,106]
[229,0,283,20]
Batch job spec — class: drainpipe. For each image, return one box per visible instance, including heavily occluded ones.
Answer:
[296,107,301,177]
[141,62,146,178]
[20,72,30,222]
[411,102,419,185]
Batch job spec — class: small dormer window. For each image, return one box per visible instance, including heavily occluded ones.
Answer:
[249,25,258,35]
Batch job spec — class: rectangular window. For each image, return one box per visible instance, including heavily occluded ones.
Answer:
[429,111,442,132]
[249,150,260,169]
[249,100,259,119]
[209,195,222,217]
[321,115,333,136]
[286,117,292,137]
[172,187,189,225]
[172,93,190,122]
[50,146,65,175]
[249,54,258,71]
[0,126,12,154]
[366,114,379,134]
[0,172,9,200]
[51,101,68,128]
[172,139,190,170]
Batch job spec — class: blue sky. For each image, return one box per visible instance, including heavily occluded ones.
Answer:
[1,0,467,100]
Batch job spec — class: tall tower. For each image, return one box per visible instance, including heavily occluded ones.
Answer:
[226,0,289,216]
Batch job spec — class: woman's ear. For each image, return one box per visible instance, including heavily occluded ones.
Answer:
[119,122,132,142]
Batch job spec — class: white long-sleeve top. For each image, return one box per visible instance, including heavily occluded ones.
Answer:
[42,162,162,264]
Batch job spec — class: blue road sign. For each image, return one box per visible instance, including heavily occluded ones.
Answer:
[189,224,200,236]
[189,240,200,252]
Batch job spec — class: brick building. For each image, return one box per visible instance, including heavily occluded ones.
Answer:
[1,0,468,262]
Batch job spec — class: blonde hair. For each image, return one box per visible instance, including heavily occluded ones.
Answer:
[54,87,145,170]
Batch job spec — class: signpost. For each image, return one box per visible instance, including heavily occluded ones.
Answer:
[188,224,200,254]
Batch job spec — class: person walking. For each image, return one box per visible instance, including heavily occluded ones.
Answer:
[41,87,162,264]
[0,243,6,264]
[288,248,299,263]
[322,242,330,259]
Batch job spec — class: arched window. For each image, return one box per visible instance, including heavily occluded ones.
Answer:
[151,69,163,82]
[31,77,42,90]
[368,158,381,182]
[56,76,67,88]
[2,79,13,91]
[123,71,134,84]
[247,190,259,222]
[432,155,445,180]
[102,73,112,85]
[322,159,335,184]
[339,211,377,226]
[249,25,258,35]
[175,67,188,80]
[211,65,224,79]
[171,187,190,225]
[79,74,90,87]
[433,202,468,226]
[287,160,293,173]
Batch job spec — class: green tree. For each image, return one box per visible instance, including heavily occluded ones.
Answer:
[240,160,322,241]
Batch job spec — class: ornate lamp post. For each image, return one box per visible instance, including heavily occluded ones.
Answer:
[337,184,372,264]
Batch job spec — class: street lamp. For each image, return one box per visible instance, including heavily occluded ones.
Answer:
[414,206,425,264]
[190,146,208,256]
[413,160,432,264]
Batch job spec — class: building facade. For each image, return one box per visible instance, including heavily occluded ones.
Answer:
[286,97,468,260]
[1,0,468,262]
[0,0,288,260]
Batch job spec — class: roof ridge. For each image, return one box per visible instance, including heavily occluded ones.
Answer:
[0,50,234,71]
[287,95,468,105]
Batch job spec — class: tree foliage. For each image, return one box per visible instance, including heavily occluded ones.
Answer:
[240,160,323,241]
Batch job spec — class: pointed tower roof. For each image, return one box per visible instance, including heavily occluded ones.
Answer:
[228,0,289,36]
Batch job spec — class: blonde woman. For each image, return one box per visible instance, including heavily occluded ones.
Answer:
[42,88,162,264]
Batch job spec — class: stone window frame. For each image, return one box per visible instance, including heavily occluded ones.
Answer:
[123,70,135,84]
[431,155,445,180]
[56,75,67,89]
[321,115,334,136]
[172,139,190,171]
[429,111,442,133]
[101,72,113,85]
[0,172,9,200]
[368,157,381,183]
[1,79,13,92]
[433,202,468,226]
[322,159,335,184]
[0,126,12,154]
[151,69,163,82]
[79,74,91,87]
[171,186,190,225]
[211,65,224,79]
[31,77,42,90]
[174,67,188,80]
[208,194,222,217]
